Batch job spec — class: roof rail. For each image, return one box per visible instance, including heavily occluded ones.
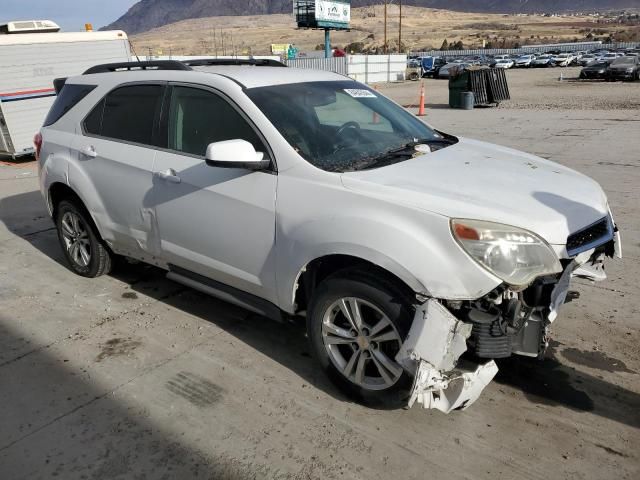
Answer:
[83,60,192,75]
[183,58,287,68]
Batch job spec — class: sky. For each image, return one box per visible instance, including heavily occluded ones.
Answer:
[0,0,139,31]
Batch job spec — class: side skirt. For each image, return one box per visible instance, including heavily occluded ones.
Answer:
[166,264,283,322]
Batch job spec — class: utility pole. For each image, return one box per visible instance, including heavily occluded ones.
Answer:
[384,1,388,53]
[398,0,402,53]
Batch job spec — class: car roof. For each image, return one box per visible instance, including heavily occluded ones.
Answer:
[71,66,348,90]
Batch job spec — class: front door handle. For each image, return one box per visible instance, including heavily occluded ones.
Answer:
[80,145,97,158]
[156,168,181,184]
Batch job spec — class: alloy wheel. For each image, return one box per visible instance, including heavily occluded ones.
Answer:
[321,297,403,391]
[60,211,91,267]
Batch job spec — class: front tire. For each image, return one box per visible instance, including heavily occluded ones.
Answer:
[55,200,112,277]
[307,270,414,408]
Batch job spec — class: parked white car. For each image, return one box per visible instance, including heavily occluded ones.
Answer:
[531,54,554,67]
[37,60,621,413]
[494,58,515,69]
[514,55,534,67]
[551,53,572,67]
[578,54,598,66]
[598,52,624,64]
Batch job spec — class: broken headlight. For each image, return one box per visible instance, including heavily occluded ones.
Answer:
[451,219,562,288]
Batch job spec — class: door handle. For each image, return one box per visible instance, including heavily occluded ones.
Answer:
[156,168,181,184]
[80,145,97,158]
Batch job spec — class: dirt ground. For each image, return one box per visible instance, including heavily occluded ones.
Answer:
[0,68,639,479]
[130,6,626,56]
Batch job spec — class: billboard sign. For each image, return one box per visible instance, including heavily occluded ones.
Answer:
[315,0,350,29]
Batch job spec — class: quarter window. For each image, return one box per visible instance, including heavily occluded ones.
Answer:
[83,84,164,146]
[167,86,266,157]
[43,84,96,127]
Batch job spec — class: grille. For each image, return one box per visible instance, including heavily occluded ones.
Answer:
[566,217,611,255]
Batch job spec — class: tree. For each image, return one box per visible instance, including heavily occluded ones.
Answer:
[440,38,449,50]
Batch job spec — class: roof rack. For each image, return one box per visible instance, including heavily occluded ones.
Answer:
[83,60,192,75]
[183,58,287,68]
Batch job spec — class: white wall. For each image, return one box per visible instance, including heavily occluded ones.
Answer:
[347,55,407,83]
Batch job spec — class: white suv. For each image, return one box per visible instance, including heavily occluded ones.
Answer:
[37,60,620,413]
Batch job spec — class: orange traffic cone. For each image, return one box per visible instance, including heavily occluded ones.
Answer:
[417,81,426,117]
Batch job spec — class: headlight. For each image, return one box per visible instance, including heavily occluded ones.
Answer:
[626,67,635,73]
[451,219,562,287]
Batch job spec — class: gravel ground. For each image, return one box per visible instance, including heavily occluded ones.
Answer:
[379,66,640,110]
[0,70,639,479]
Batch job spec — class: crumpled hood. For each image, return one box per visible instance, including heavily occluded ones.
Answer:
[341,137,609,246]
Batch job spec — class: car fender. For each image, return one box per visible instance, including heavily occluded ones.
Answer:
[275,171,501,313]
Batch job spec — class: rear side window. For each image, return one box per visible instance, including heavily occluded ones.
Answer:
[83,84,164,146]
[43,84,96,127]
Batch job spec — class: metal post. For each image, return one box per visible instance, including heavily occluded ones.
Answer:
[324,29,331,58]
[384,1,388,54]
[399,0,402,53]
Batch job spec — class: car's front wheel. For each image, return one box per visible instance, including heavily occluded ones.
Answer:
[307,270,414,408]
[56,200,112,277]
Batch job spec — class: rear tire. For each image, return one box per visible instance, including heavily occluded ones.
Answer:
[55,200,112,278]
[307,269,414,408]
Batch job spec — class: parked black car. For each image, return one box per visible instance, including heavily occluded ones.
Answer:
[579,62,609,80]
[606,56,640,81]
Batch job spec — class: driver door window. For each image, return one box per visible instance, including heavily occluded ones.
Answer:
[313,91,393,133]
[167,86,266,157]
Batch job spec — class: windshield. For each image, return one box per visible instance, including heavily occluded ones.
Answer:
[247,81,452,172]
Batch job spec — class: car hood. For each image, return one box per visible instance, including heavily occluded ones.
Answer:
[609,64,635,70]
[341,138,609,246]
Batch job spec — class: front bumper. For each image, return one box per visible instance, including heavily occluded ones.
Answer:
[608,71,635,80]
[397,229,621,414]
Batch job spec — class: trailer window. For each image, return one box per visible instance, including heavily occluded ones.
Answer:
[43,84,96,127]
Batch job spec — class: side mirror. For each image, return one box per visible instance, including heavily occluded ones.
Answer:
[205,139,270,171]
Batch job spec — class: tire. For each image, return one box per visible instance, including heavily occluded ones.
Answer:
[55,200,112,277]
[307,269,414,408]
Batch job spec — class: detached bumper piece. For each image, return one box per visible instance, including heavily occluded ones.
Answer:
[396,299,497,413]
[408,360,498,413]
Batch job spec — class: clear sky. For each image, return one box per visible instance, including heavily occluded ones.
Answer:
[0,0,139,31]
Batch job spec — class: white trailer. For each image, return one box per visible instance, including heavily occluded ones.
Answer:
[0,28,131,158]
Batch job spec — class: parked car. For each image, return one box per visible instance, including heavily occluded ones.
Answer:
[606,56,640,81]
[551,53,572,67]
[489,54,510,68]
[420,56,447,78]
[579,61,609,80]
[436,62,470,78]
[514,55,534,67]
[531,54,554,67]
[597,52,624,64]
[36,59,621,413]
[494,58,515,69]
[577,54,598,66]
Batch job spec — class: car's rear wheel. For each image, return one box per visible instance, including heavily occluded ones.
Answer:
[307,270,414,408]
[56,200,112,277]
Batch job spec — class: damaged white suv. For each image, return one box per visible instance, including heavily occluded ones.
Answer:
[37,60,621,413]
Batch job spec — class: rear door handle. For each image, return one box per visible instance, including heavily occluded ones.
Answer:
[80,145,97,158]
[156,168,181,184]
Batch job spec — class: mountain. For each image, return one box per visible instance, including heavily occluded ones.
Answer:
[102,1,640,35]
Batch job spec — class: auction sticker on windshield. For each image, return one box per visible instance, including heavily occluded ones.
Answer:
[344,89,377,98]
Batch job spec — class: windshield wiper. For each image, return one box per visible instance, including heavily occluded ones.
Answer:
[351,138,453,171]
